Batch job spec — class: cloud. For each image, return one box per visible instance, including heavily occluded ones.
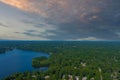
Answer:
[0,22,8,27]
[0,0,120,40]
[0,0,104,22]
[76,37,101,41]
[0,0,47,17]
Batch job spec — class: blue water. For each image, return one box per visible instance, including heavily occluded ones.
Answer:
[0,49,49,79]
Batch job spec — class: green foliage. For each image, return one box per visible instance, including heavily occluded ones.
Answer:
[32,56,49,68]
[1,41,120,80]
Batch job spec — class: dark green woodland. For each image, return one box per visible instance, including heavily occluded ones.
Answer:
[0,41,120,80]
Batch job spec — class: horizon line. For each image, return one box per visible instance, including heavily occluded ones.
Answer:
[0,40,120,42]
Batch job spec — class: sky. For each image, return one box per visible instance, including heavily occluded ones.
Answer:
[0,0,120,40]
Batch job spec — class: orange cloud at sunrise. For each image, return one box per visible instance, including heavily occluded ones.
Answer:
[0,0,48,17]
[0,0,28,10]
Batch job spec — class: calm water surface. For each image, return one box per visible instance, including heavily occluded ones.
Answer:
[0,49,49,79]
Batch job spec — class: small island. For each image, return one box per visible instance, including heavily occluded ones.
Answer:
[32,56,49,68]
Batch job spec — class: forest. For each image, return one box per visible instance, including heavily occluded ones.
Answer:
[0,41,120,80]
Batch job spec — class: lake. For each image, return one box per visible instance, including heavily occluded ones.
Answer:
[0,49,49,79]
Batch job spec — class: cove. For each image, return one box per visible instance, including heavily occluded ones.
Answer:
[0,49,49,79]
